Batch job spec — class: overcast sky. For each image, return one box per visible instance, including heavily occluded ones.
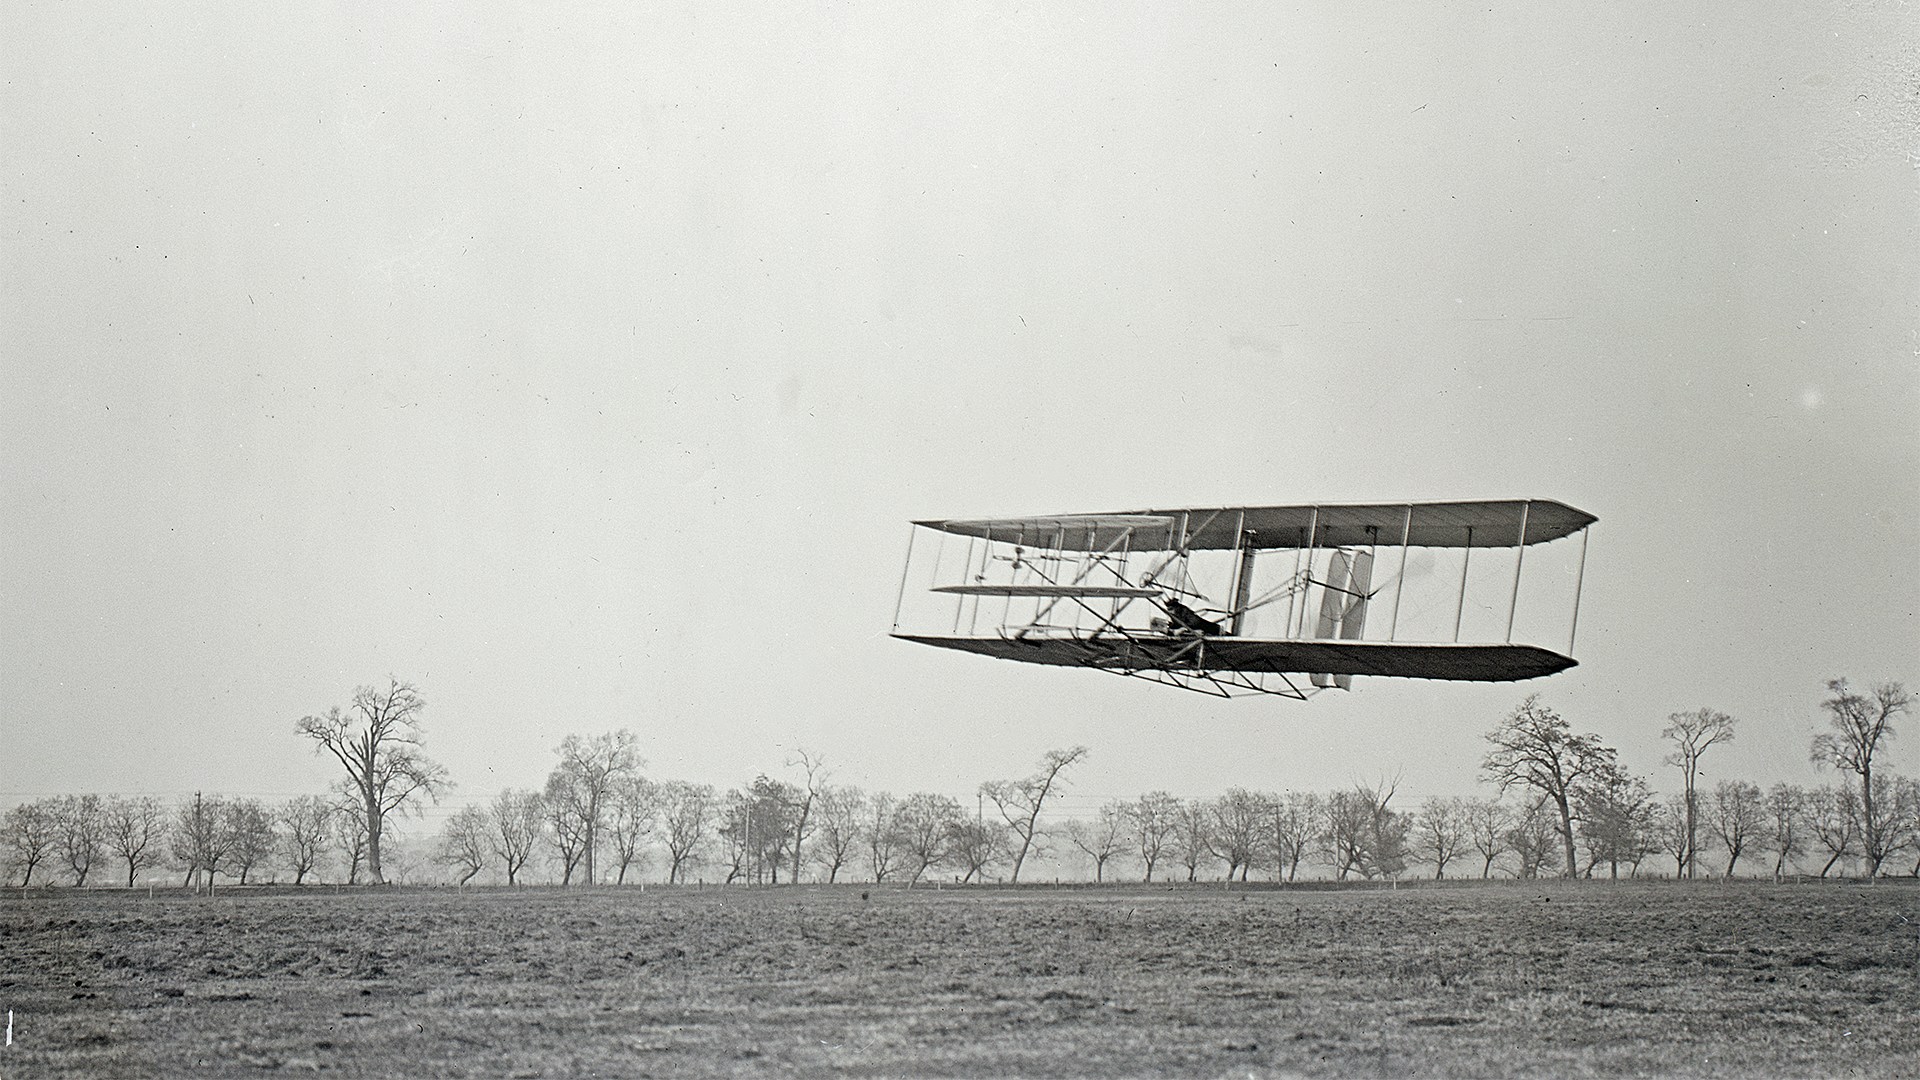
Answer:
[4,2,1915,821]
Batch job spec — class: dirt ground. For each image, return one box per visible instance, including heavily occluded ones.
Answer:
[3,880,1917,1078]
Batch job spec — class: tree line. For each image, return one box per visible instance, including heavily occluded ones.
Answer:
[3,677,1912,887]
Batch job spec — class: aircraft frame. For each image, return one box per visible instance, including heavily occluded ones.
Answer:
[891,499,1595,699]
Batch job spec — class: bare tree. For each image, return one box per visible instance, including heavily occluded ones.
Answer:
[948,817,1009,883]
[1482,696,1616,876]
[278,796,334,885]
[487,789,545,885]
[1653,796,1690,877]
[897,793,963,885]
[1265,791,1319,883]
[54,794,107,886]
[1209,788,1266,882]
[607,776,656,885]
[172,794,236,890]
[436,804,491,885]
[1575,763,1659,879]
[1127,791,1181,882]
[785,749,827,884]
[1465,798,1513,879]
[656,780,714,884]
[1898,777,1920,876]
[1174,798,1213,881]
[1412,796,1471,879]
[1869,773,1920,875]
[225,799,278,884]
[1763,783,1808,881]
[864,790,904,883]
[716,790,753,884]
[3,800,58,887]
[105,796,169,887]
[979,746,1089,883]
[546,784,591,885]
[1806,785,1859,877]
[1064,802,1129,882]
[295,679,449,884]
[720,775,802,884]
[1705,780,1765,877]
[333,796,370,884]
[1322,781,1408,880]
[1506,797,1562,879]
[545,730,642,886]
[1810,678,1912,876]
[1662,707,1737,879]
[809,784,866,883]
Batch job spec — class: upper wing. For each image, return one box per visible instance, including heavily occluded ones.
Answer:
[917,499,1595,551]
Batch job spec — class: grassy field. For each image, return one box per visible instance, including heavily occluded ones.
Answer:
[3,880,1917,1077]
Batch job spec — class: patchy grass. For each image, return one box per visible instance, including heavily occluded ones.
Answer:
[3,881,1917,1077]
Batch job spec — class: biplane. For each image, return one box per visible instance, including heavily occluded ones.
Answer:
[890,499,1595,699]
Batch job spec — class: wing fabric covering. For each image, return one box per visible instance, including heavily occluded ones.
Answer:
[918,500,1596,551]
[893,635,1577,682]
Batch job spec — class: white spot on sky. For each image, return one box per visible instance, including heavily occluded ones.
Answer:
[1800,386,1824,409]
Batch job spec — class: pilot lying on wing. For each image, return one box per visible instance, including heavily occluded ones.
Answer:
[1163,597,1224,636]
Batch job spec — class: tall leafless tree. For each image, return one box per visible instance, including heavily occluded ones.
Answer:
[656,780,714,884]
[1662,707,1736,879]
[1483,696,1616,876]
[980,745,1088,883]
[1506,797,1562,879]
[1127,790,1181,882]
[1809,678,1912,876]
[1465,798,1513,879]
[105,795,169,887]
[785,749,827,884]
[1575,763,1659,879]
[1064,802,1129,882]
[545,729,642,886]
[1653,796,1690,877]
[277,795,334,885]
[948,817,1009,883]
[1705,780,1765,877]
[809,784,866,883]
[486,789,545,885]
[896,792,962,885]
[1412,796,1471,880]
[1764,783,1808,881]
[1322,781,1408,880]
[225,799,278,884]
[295,679,448,884]
[1897,777,1920,875]
[332,796,371,884]
[546,786,590,885]
[1209,788,1266,882]
[1174,798,1213,881]
[54,794,106,886]
[437,804,491,885]
[607,776,656,884]
[1806,785,1860,877]
[1867,773,1920,875]
[172,794,237,890]
[3,800,57,887]
[1265,791,1320,883]
[864,790,903,883]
